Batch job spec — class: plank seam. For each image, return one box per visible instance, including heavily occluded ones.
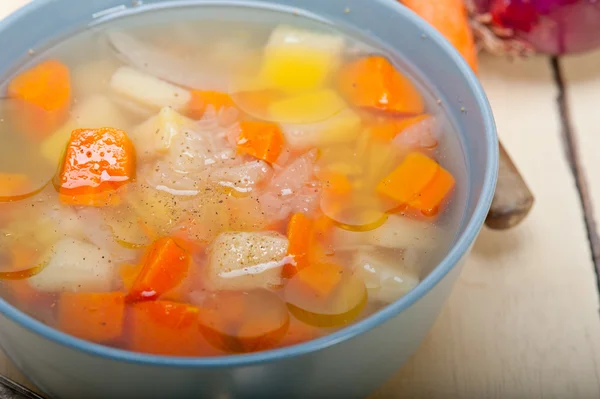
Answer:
[551,57,600,295]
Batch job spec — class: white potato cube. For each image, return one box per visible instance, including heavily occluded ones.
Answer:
[131,107,195,157]
[29,238,116,293]
[206,232,289,291]
[110,66,191,112]
[281,109,361,149]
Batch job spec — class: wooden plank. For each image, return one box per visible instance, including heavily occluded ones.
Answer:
[374,54,600,398]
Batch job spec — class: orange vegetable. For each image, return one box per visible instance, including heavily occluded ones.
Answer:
[119,263,142,291]
[295,263,344,298]
[57,292,125,343]
[369,114,430,142]
[237,121,284,164]
[0,173,34,202]
[282,213,313,278]
[198,290,289,353]
[409,167,456,216]
[400,0,478,73]
[377,152,440,205]
[320,171,352,196]
[187,90,235,119]
[337,56,425,115]
[128,237,190,302]
[3,249,53,308]
[58,127,136,207]
[129,301,217,356]
[7,59,71,141]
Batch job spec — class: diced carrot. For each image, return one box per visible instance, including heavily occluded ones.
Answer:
[408,167,456,216]
[377,152,440,205]
[400,0,478,73]
[129,301,216,356]
[295,263,344,298]
[236,315,290,352]
[198,290,289,353]
[369,114,429,142]
[57,292,125,343]
[5,280,53,308]
[282,213,313,278]
[0,173,32,202]
[119,263,143,291]
[237,121,284,164]
[58,127,136,207]
[337,56,425,115]
[187,90,235,119]
[320,171,353,196]
[7,59,71,141]
[128,237,190,302]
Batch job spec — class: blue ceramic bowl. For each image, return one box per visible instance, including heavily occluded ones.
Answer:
[0,1,498,398]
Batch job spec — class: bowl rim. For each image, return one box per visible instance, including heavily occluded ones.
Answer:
[0,0,498,368]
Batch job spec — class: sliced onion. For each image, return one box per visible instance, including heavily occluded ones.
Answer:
[284,266,367,328]
[106,31,229,91]
[0,100,56,202]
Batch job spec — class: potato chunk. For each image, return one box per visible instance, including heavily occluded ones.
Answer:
[29,238,116,293]
[206,232,289,291]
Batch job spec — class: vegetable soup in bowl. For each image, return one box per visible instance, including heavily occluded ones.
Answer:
[0,1,497,398]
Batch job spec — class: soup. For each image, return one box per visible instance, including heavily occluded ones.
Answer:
[0,6,466,356]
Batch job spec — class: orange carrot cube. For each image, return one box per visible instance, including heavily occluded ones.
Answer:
[129,301,212,356]
[337,56,425,115]
[128,237,190,302]
[57,292,125,343]
[377,152,440,205]
[282,213,313,278]
[58,127,136,207]
[296,263,344,298]
[7,59,71,141]
[237,121,284,164]
[187,90,235,119]
[409,167,456,216]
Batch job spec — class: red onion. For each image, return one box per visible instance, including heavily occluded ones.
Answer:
[468,0,600,55]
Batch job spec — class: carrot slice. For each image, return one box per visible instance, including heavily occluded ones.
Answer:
[198,290,289,353]
[337,56,425,115]
[282,213,313,278]
[128,237,190,302]
[295,263,344,298]
[57,292,125,343]
[7,59,71,141]
[119,263,142,291]
[237,121,284,164]
[408,167,456,216]
[57,127,136,207]
[400,0,478,73]
[187,90,235,119]
[377,152,440,205]
[129,301,217,356]
[0,173,34,202]
[369,114,429,142]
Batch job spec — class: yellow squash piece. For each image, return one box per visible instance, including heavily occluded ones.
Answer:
[261,25,345,94]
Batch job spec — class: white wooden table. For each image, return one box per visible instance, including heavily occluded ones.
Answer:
[3,1,600,398]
